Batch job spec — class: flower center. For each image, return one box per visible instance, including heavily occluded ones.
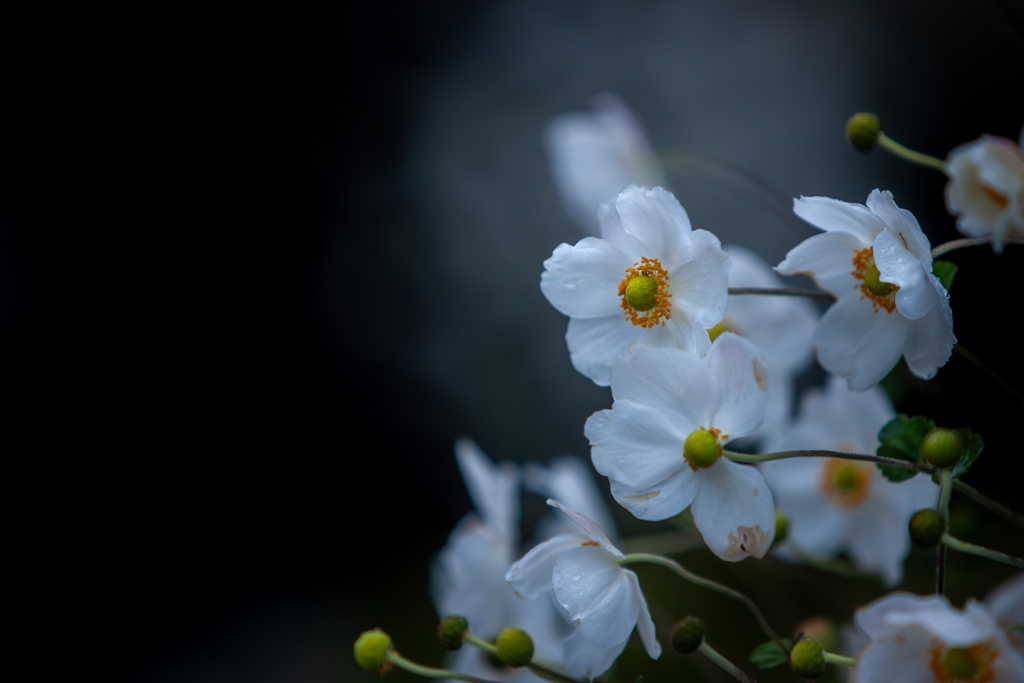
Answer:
[981,186,1009,209]
[618,257,672,328]
[851,247,899,314]
[929,640,997,683]
[819,459,872,509]
[684,427,724,470]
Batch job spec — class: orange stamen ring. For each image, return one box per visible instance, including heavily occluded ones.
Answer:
[619,257,673,328]
[852,247,899,314]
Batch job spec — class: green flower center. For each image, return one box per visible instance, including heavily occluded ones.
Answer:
[684,429,721,469]
[944,648,977,680]
[863,263,895,297]
[832,463,860,491]
[625,275,659,312]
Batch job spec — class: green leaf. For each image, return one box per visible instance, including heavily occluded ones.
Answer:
[876,415,935,482]
[933,260,958,292]
[750,639,792,669]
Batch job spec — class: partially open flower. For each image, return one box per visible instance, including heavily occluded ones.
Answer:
[945,132,1024,253]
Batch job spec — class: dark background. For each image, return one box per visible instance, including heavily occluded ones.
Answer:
[2,1,1022,682]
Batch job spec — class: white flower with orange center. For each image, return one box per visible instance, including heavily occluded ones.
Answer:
[541,184,730,386]
[584,334,776,562]
[777,189,956,391]
[851,592,1024,683]
[945,132,1024,253]
[760,375,938,586]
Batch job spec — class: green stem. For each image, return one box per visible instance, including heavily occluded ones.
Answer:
[724,449,935,475]
[877,132,947,172]
[941,533,1024,568]
[463,633,581,683]
[937,469,953,595]
[824,652,856,667]
[698,641,760,683]
[930,236,1024,258]
[727,287,836,302]
[619,553,788,656]
[386,651,499,682]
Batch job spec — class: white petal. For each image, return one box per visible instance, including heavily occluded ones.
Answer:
[691,459,776,561]
[852,627,936,683]
[598,194,649,255]
[609,345,717,433]
[455,438,520,532]
[793,195,887,244]
[666,228,731,326]
[626,570,662,659]
[565,315,642,387]
[547,499,624,558]
[776,230,866,295]
[856,592,997,645]
[845,487,913,587]
[865,190,934,268]
[586,401,688,490]
[552,546,638,647]
[614,185,692,269]
[562,628,627,681]
[902,275,955,381]
[814,294,909,391]
[506,533,590,600]
[540,238,631,318]
[705,332,770,439]
[608,465,700,521]
[986,572,1024,626]
[856,592,949,639]
[873,229,936,321]
[761,459,853,558]
[523,457,618,541]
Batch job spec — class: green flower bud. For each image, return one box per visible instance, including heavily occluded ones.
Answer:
[909,508,944,547]
[921,428,963,469]
[773,510,789,546]
[625,275,659,311]
[354,628,392,672]
[495,628,534,668]
[790,636,826,679]
[794,617,839,653]
[437,616,468,650]
[846,112,881,153]
[863,263,895,297]
[684,429,721,469]
[671,616,706,654]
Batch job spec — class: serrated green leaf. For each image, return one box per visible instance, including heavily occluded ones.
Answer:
[750,639,792,669]
[951,430,983,478]
[876,415,935,482]
[933,260,958,292]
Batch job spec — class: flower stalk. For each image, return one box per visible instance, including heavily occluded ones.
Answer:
[876,132,947,172]
[941,534,1024,568]
[937,469,953,595]
[930,235,1024,258]
[824,652,856,667]
[463,632,582,683]
[698,641,760,683]
[386,651,499,683]
[727,286,836,301]
[724,449,935,474]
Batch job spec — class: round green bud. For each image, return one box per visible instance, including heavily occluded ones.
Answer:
[909,508,944,547]
[671,616,706,654]
[774,510,789,546]
[846,112,881,153]
[354,628,392,672]
[684,429,721,469]
[944,647,978,680]
[863,263,895,297]
[625,275,659,311]
[794,617,839,654]
[921,428,963,469]
[495,628,534,668]
[790,636,826,679]
[437,616,468,650]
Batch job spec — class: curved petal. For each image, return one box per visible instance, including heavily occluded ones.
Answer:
[566,315,642,387]
[524,457,618,541]
[506,533,591,600]
[852,628,937,683]
[902,276,955,381]
[866,189,933,269]
[455,438,520,532]
[562,628,627,681]
[609,345,717,432]
[705,333,770,439]
[846,485,912,587]
[691,459,775,561]
[626,570,662,659]
[793,195,887,244]
[856,593,952,639]
[666,228,731,326]
[814,294,909,392]
[608,464,700,521]
[552,546,638,647]
[586,401,688,490]
[873,229,936,320]
[541,238,631,318]
[776,230,866,296]
[547,499,623,558]
[614,185,691,268]
[597,195,648,256]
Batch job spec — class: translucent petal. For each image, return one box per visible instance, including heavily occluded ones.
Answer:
[505,533,590,600]
[552,546,638,647]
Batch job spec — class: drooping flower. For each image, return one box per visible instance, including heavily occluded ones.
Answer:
[851,592,1024,683]
[777,189,956,391]
[523,455,619,543]
[545,94,666,235]
[585,333,776,561]
[760,375,938,586]
[541,184,730,386]
[945,132,1024,253]
[505,500,661,681]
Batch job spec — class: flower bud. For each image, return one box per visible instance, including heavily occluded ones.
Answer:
[437,616,468,650]
[790,636,826,679]
[671,616,706,654]
[846,112,881,152]
[909,508,944,547]
[773,510,789,546]
[354,628,392,672]
[920,428,963,469]
[495,628,534,668]
[794,617,839,653]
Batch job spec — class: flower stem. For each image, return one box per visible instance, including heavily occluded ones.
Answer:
[824,652,855,667]
[937,469,953,595]
[941,533,1024,568]
[620,553,788,656]
[876,132,947,172]
[620,530,702,556]
[952,479,1024,530]
[386,651,500,682]
[727,286,836,301]
[463,632,582,683]
[698,641,760,683]
[724,449,934,475]
[930,236,1024,258]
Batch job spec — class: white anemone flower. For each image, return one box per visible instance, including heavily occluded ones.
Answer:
[777,189,956,391]
[986,573,1024,650]
[852,592,1024,683]
[506,500,661,681]
[541,184,730,386]
[545,94,666,235]
[585,334,776,561]
[945,132,1024,253]
[524,455,619,543]
[760,375,938,586]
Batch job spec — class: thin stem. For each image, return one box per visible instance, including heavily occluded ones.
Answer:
[724,449,935,475]
[937,469,953,595]
[698,641,760,683]
[620,553,788,656]
[952,479,1024,530]
[824,652,856,667]
[464,632,581,683]
[877,132,947,172]
[942,533,1024,568]
[954,344,1024,406]
[387,651,499,683]
[930,235,1024,258]
[728,287,836,302]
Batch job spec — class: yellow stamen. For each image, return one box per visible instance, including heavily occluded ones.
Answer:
[929,640,997,683]
[851,247,899,314]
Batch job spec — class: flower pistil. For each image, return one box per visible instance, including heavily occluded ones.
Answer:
[619,257,672,327]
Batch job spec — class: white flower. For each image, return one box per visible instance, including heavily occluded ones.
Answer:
[541,184,730,386]
[717,244,817,442]
[524,455,619,543]
[987,573,1024,650]
[585,334,776,561]
[945,132,1024,253]
[777,189,956,391]
[545,94,666,235]
[505,500,661,680]
[760,375,938,586]
[852,592,1024,683]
